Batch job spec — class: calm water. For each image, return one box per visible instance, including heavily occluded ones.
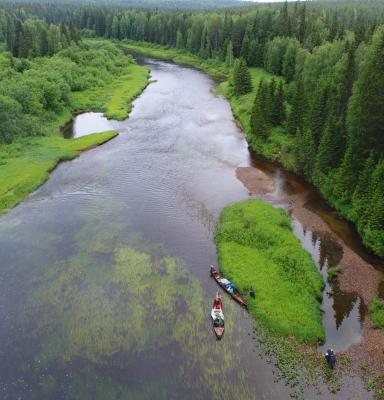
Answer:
[62,112,115,138]
[0,59,372,399]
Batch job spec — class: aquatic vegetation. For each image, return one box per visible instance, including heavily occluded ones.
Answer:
[215,199,325,344]
[327,266,342,282]
[27,245,203,365]
[369,297,384,329]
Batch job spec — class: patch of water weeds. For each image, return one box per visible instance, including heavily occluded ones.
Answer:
[251,323,360,399]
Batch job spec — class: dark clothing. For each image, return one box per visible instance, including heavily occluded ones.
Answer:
[325,349,336,369]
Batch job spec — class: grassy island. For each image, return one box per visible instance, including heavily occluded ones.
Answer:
[215,199,325,344]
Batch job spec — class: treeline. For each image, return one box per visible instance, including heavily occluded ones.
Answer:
[0,10,80,58]
[0,0,243,10]
[0,40,136,143]
[2,1,384,55]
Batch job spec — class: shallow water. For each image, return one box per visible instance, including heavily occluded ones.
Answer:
[0,59,372,399]
[63,112,115,138]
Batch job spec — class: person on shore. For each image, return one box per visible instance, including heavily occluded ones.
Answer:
[325,349,336,369]
[249,287,255,298]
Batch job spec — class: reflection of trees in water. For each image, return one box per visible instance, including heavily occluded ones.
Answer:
[331,279,359,330]
[318,232,343,267]
[310,229,364,330]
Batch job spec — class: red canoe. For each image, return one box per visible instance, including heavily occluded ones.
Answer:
[210,266,247,308]
[211,292,225,339]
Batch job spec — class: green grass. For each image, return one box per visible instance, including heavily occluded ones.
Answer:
[0,132,117,214]
[70,62,150,120]
[369,298,384,329]
[327,266,342,282]
[120,40,229,81]
[215,199,325,344]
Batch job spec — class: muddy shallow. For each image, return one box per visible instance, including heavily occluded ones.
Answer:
[0,59,378,399]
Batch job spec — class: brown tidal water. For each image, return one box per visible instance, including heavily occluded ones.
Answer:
[0,59,372,399]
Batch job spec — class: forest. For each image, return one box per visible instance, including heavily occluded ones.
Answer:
[0,0,383,256]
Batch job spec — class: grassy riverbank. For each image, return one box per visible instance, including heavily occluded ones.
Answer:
[0,132,117,213]
[216,199,324,344]
[70,60,150,120]
[0,39,150,214]
[121,40,228,81]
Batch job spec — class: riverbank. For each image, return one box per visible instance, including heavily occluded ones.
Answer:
[0,132,118,214]
[120,40,228,81]
[0,39,150,214]
[70,59,150,121]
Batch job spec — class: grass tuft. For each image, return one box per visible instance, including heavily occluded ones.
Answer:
[369,297,384,329]
[327,266,342,282]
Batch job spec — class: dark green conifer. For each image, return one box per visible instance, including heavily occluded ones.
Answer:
[273,80,286,126]
[288,79,306,135]
[250,82,268,139]
[233,58,252,96]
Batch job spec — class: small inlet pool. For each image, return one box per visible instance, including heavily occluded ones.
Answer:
[62,112,115,138]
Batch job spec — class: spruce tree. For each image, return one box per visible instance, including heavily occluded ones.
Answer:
[347,25,384,156]
[273,80,286,126]
[310,83,330,148]
[302,127,316,179]
[240,32,250,61]
[351,154,376,226]
[248,39,258,66]
[362,158,384,255]
[335,42,356,119]
[259,80,272,126]
[225,40,234,68]
[250,82,268,139]
[40,28,48,56]
[313,116,343,185]
[176,30,184,49]
[233,58,252,96]
[332,141,361,202]
[288,79,306,135]
[13,20,22,57]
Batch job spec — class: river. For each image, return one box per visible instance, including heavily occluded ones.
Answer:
[0,59,376,399]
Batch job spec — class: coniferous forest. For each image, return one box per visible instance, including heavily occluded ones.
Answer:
[0,0,383,256]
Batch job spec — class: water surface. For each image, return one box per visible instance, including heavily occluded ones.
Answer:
[63,112,115,138]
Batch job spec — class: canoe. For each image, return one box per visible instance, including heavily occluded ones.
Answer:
[210,266,247,308]
[211,292,224,340]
